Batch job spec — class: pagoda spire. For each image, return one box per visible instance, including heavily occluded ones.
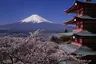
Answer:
[84,0,92,2]
[74,0,78,1]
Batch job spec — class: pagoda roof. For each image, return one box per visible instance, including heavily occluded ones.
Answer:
[64,0,96,13]
[63,15,96,25]
[63,19,76,25]
[74,30,96,37]
[59,31,77,36]
[76,15,96,20]
[59,30,96,37]
[60,32,74,36]
[60,44,96,56]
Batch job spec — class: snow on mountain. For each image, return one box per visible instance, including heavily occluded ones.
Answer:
[21,14,53,23]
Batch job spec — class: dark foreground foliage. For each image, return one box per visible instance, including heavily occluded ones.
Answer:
[50,36,71,44]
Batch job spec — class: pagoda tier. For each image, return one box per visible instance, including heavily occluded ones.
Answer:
[62,0,96,63]
[72,30,96,50]
[64,15,96,24]
[64,15,96,33]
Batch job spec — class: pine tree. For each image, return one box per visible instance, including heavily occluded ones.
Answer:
[64,29,68,33]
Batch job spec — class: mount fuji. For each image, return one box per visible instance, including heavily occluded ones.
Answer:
[0,14,73,33]
[21,14,53,23]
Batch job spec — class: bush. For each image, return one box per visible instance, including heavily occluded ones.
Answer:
[50,36,62,44]
[50,36,72,44]
[60,36,71,42]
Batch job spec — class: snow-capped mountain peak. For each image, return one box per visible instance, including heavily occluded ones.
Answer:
[21,14,53,23]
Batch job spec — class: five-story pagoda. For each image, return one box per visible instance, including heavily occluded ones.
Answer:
[64,0,96,51]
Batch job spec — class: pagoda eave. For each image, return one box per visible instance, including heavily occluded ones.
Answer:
[61,44,96,56]
[64,1,96,14]
[64,2,78,13]
[64,1,83,14]
[63,19,76,25]
[75,16,96,21]
[73,31,96,37]
[64,16,96,25]
[73,34,96,37]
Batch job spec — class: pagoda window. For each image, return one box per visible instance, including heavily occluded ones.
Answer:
[80,21,83,29]
[81,24,83,29]
[75,38,80,44]
[76,21,83,29]
[77,8,84,17]
[77,11,83,17]
[76,22,81,28]
[79,38,82,45]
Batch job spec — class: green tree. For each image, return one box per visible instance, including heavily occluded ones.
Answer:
[64,29,68,33]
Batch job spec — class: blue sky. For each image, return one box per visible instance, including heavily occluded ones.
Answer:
[0,0,96,25]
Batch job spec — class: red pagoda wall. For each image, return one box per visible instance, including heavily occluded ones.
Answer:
[83,21,96,33]
[73,36,96,50]
[83,37,96,50]
[84,7,96,18]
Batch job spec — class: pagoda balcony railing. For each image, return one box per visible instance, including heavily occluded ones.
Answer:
[72,42,82,47]
[73,28,83,32]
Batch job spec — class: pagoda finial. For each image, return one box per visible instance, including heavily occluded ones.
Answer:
[75,0,77,2]
[84,0,92,2]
